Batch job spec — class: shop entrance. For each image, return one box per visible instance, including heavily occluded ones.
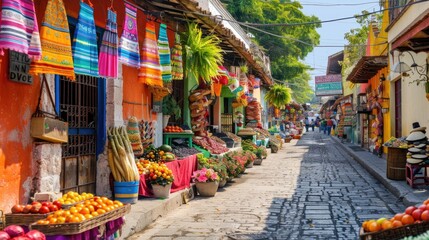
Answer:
[59,75,98,194]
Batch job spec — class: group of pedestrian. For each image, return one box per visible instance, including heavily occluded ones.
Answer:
[305,116,337,135]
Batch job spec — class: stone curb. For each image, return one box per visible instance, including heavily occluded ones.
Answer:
[331,136,423,207]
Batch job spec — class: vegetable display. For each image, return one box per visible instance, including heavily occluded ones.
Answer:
[107,127,140,182]
[193,136,228,154]
[245,100,262,124]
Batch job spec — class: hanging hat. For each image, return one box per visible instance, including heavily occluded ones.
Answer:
[411,122,427,133]
[406,132,427,142]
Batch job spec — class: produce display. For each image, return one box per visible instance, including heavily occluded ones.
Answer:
[11,201,62,214]
[237,128,256,136]
[34,196,124,224]
[189,89,211,137]
[139,120,155,149]
[163,125,184,133]
[143,162,174,186]
[58,191,93,205]
[171,143,200,159]
[1,225,46,239]
[127,116,144,157]
[361,198,429,235]
[107,127,140,182]
[225,132,241,144]
[245,100,262,124]
[210,136,226,146]
[141,145,176,162]
[193,136,228,154]
[383,137,408,148]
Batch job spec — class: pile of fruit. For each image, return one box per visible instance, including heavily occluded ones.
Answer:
[144,162,174,186]
[0,225,45,240]
[35,196,124,224]
[163,125,184,133]
[171,145,200,159]
[137,159,153,175]
[11,201,62,214]
[362,199,429,233]
[141,145,176,162]
[58,191,94,205]
[193,136,229,154]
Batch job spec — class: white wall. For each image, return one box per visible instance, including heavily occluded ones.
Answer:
[388,3,429,43]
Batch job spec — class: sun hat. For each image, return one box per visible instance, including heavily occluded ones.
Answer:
[408,148,425,154]
[406,132,427,142]
[410,122,427,133]
[407,158,424,164]
[415,143,427,149]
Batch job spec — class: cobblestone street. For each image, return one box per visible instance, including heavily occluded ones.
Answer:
[128,132,405,240]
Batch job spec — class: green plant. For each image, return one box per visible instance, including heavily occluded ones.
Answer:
[185,23,223,84]
[265,84,292,109]
[162,95,181,119]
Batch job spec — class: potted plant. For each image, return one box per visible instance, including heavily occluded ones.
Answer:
[162,95,181,128]
[148,163,174,199]
[265,84,292,109]
[192,168,219,197]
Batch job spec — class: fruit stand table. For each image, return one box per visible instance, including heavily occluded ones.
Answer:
[139,154,197,197]
[163,132,194,147]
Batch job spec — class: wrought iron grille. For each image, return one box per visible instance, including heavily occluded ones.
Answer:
[60,75,98,194]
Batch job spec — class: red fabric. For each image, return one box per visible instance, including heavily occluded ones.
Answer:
[139,154,197,197]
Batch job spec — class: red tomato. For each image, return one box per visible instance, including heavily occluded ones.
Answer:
[39,206,50,214]
[421,210,429,221]
[48,205,59,212]
[53,200,62,209]
[11,204,24,214]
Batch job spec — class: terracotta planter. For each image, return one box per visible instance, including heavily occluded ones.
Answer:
[246,161,254,168]
[219,179,227,188]
[254,158,263,165]
[196,181,219,197]
[152,183,172,199]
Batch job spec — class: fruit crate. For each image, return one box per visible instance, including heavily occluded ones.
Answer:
[30,204,131,235]
[5,213,51,226]
[360,221,429,240]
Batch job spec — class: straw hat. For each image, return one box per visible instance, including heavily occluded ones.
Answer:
[408,148,425,154]
[407,158,424,164]
[406,132,427,142]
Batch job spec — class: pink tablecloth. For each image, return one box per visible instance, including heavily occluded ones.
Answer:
[139,154,197,197]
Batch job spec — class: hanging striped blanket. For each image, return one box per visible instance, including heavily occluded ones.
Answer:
[158,23,172,83]
[0,0,41,60]
[119,3,140,68]
[99,9,118,78]
[138,21,162,87]
[72,1,99,77]
[30,0,74,80]
[171,33,183,80]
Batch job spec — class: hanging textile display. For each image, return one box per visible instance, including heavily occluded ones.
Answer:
[99,9,118,78]
[0,0,41,59]
[139,21,162,87]
[30,0,75,80]
[72,1,99,77]
[119,2,140,68]
[158,23,172,83]
[171,33,183,80]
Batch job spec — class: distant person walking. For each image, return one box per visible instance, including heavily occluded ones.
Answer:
[326,118,333,135]
[332,118,337,130]
[304,117,309,132]
[321,119,327,133]
[310,119,315,132]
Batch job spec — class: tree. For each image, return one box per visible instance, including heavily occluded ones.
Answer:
[222,0,320,104]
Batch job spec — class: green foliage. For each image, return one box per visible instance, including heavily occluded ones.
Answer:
[185,23,224,84]
[162,95,181,119]
[264,84,292,108]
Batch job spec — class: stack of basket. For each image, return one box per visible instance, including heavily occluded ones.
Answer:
[406,126,428,165]
[139,120,155,149]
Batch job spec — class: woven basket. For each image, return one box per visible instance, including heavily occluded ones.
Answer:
[30,204,131,235]
[149,86,171,101]
[5,213,51,226]
[360,221,429,240]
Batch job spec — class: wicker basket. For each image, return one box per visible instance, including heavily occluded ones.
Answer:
[5,213,51,226]
[360,221,429,240]
[30,204,131,235]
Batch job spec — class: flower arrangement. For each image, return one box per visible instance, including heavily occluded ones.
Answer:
[196,154,228,181]
[146,162,174,186]
[192,168,219,183]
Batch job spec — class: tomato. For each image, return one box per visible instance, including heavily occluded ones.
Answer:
[11,204,24,213]
[41,202,52,207]
[49,204,59,212]
[39,206,50,214]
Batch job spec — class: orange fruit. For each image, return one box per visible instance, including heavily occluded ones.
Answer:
[49,217,58,224]
[80,207,90,215]
[394,213,405,221]
[392,220,403,228]
[91,211,99,217]
[37,220,49,225]
[87,205,95,213]
[84,214,93,219]
[368,221,381,232]
[401,214,415,225]
[362,221,369,231]
[97,209,106,215]
[69,207,78,214]
[424,199,429,205]
[106,200,114,206]
[75,203,84,208]
[70,216,81,223]
[381,220,393,230]
[76,213,86,222]
[57,216,66,224]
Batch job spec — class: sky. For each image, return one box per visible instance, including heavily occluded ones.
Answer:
[300,1,382,89]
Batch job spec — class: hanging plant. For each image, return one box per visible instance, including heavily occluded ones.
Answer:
[264,84,292,109]
[185,23,223,84]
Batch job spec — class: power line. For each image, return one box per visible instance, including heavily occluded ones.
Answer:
[299,2,379,6]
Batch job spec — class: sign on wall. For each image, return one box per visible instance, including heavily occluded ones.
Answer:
[9,50,33,85]
[315,74,342,96]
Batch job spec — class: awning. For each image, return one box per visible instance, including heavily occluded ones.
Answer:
[330,94,353,110]
[346,56,388,83]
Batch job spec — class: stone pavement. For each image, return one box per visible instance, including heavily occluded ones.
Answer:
[127,131,404,240]
[332,135,429,206]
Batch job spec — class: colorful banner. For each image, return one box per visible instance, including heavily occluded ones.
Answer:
[315,74,343,96]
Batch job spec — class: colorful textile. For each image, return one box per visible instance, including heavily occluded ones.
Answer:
[0,0,41,59]
[119,3,140,68]
[30,0,74,80]
[171,33,183,80]
[99,9,118,78]
[158,23,172,83]
[72,1,98,77]
[138,21,162,87]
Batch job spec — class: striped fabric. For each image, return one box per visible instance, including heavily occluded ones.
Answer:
[99,9,118,78]
[138,21,162,87]
[72,1,99,77]
[0,0,41,60]
[171,33,183,80]
[118,3,140,68]
[30,0,75,80]
[158,23,172,83]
